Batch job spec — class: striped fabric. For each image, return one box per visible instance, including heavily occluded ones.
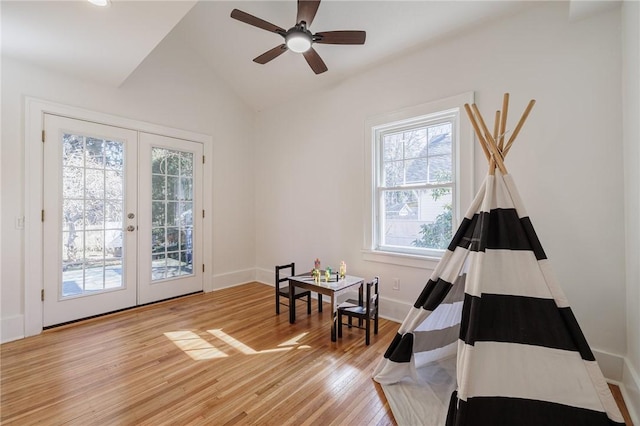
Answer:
[373,172,625,425]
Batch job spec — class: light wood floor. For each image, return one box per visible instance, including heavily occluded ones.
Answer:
[1,283,398,425]
[1,282,633,425]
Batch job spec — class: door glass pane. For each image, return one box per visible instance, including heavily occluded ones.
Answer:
[61,133,124,298]
[151,147,194,281]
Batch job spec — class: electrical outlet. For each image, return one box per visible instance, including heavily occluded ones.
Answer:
[392,278,400,290]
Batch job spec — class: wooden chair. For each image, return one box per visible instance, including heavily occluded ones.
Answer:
[275,263,311,315]
[337,277,379,345]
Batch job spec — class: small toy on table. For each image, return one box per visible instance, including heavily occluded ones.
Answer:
[339,261,346,279]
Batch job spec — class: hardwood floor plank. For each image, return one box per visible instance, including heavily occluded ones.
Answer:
[1,283,398,425]
[2,282,632,425]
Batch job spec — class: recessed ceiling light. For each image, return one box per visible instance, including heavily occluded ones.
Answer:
[88,0,111,7]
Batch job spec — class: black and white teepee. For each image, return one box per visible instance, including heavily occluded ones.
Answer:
[373,94,625,425]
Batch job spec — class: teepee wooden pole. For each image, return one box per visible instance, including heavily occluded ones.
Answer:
[498,93,510,151]
[492,110,500,175]
[503,99,536,157]
[471,104,508,174]
[463,103,491,162]
[489,157,496,175]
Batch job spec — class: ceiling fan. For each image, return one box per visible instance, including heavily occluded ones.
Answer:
[230,0,366,75]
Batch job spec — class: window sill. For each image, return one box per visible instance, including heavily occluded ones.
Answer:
[361,249,441,270]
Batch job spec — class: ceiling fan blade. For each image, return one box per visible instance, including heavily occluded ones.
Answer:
[253,44,288,64]
[302,47,328,74]
[314,31,366,45]
[230,9,285,34]
[297,0,321,26]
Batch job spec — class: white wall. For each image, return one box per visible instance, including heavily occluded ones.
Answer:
[0,26,256,341]
[622,0,640,420]
[255,2,628,364]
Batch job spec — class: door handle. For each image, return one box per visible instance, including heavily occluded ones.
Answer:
[127,225,135,232]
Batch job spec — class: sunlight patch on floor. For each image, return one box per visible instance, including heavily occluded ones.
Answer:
[164,329,312,360]
[278,332,310,348]
[164,331,228,360]
[208,329,311,354]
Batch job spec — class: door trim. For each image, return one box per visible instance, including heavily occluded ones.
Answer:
[25,97,213,337]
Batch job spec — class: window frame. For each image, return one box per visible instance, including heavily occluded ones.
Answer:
[376,111,457,257]
[363,92,475,268]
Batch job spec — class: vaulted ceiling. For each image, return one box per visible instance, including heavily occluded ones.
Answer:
[1,1,618,111]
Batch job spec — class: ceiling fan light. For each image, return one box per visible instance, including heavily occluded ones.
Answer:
[88,0,111,6]
[285,33,312,53]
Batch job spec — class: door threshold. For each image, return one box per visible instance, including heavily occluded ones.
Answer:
[43,291,204,331]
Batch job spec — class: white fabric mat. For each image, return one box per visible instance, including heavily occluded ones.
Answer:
[381,356,457,426]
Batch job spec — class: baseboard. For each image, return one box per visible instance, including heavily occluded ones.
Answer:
[622,358,640,424]
[593,349,625,382]
[1,315,25,344]
[378,296,410,324]
[257,267,409,321]
[255,269,342,303]
[4,273,636,423]
[255,267,273,286]
[222,269,639,419]
[211,268,256,290]
[359,297,632,383]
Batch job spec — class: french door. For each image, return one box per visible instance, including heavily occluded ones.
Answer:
[43,115,203,326]
[137,133,203,304]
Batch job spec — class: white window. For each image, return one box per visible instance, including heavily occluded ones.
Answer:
[364,93,475,267]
